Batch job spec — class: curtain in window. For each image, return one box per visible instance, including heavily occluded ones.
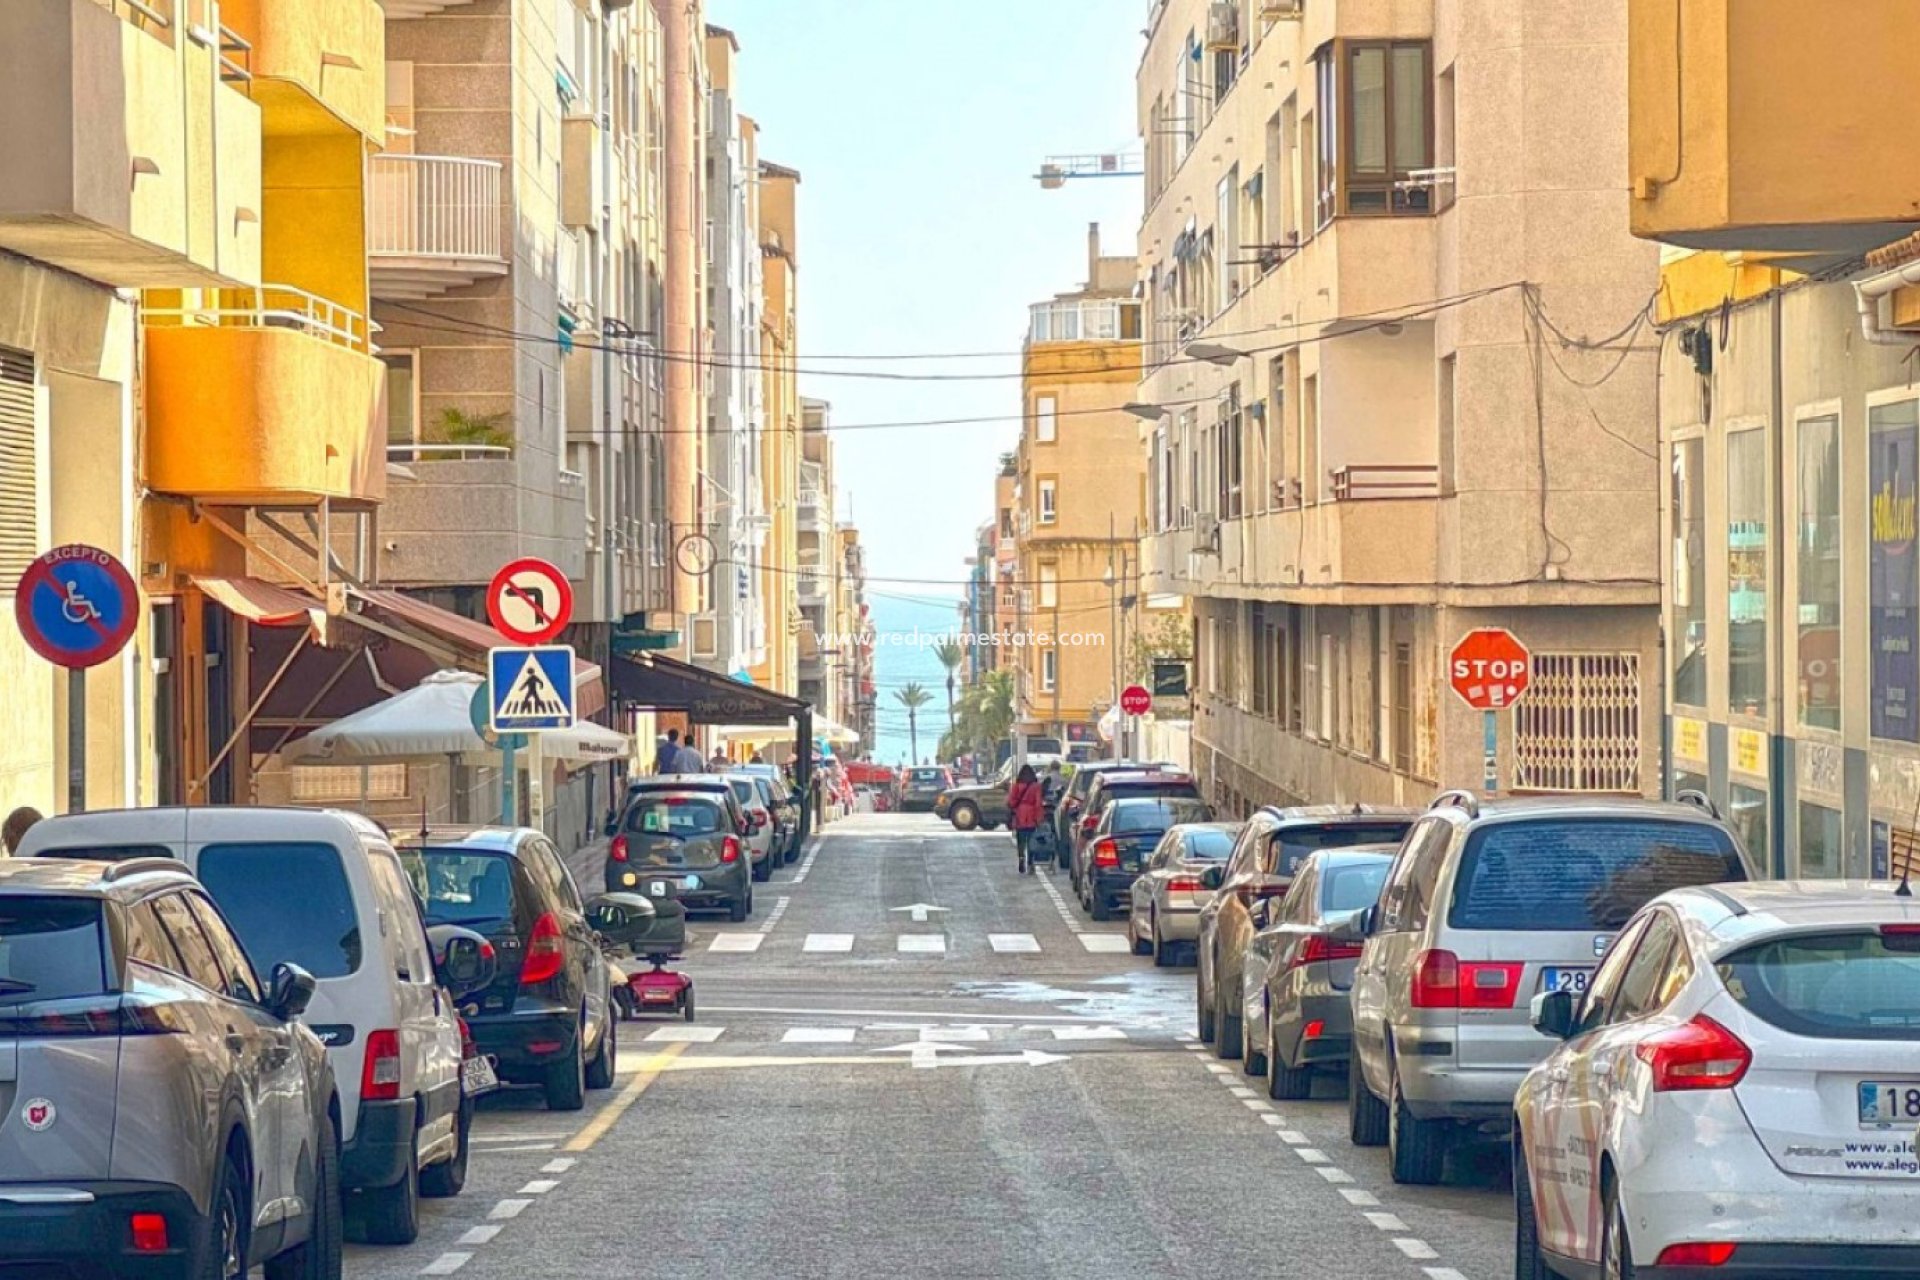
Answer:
[1349,47,1387,175]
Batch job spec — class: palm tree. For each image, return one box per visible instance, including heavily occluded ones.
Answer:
[939,669,1016,762]
[933,639,965,734]
[894,682,935,765]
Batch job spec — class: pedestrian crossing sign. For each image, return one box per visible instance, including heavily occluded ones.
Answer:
[488,645,576,732]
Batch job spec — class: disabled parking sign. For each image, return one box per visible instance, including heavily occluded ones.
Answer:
[15,545,139,669]
[489,645,576,732]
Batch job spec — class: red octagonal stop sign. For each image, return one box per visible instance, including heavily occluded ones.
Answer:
[1449,629,1531,710]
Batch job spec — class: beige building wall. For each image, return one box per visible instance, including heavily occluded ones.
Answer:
[751,161,801,695]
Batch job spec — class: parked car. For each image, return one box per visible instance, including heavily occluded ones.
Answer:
[1055,760,1173,868]
[607,790,755,921]
[0,857,341,1279]
[1195,805,1417,1062]
[1127,821,1240,965]
[737,765,801,862]
[1246,847,1396,1098]
[1072,771,1205,903]
[1345,791,1752,1185]
[399,826,620,1112]
[722,774,779,881]
[1083,797,1215,922]
[935,755,1066,831]
[897,766,955,813]
[619,774,750,835]
[1514,880,1920,1279]
[21,806,475,1241]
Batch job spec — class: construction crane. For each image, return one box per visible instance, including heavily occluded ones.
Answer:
[1034,152,1144,190]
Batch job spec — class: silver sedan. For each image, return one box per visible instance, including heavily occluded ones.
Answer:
[1126,822,1240,966]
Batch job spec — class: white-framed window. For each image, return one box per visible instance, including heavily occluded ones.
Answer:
[1513,653,1642,793]
[1039,563,1058,609]
[1035,394,1057,443]
[381,351,418,447]
[1038,479,1057,526]
[1041,648,1057,693]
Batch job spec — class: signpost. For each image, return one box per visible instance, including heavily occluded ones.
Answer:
[486,557,573,646]
[485,560,574,829]
[1119,684,1152,716]
[1449,629,1532,795]
[15,545,140,812]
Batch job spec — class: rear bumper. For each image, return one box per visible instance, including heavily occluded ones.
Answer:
[466,1005,580,1083]
[1273,993,1354,1066]
[606,864,747,906]
[1393,1023,1534,1123]
[0,1181,208,1278]
[1627,1246,1920,1280]
[1153,905,1201,943]
[1089,871,1139,910]
[341,1097,416,1190]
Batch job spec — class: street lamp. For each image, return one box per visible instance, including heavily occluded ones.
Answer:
[1183,340,1246,366]
[1120,401,1167,420]
[1103,557,1120,762]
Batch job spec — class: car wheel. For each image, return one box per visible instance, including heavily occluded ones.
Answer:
[1213,979,1242,1061]
[683,987,697,1022]
[1388,1060,1449,1185]
[585,1012,616,1091]
[1513,1135,1555,1280]
[1602,1177,1634,1280]
[729,893,749,924]
[1348,1051,1388,1147]
[1089,893,1111,922]
[1128,913,1151,956]
[201,1143,248,1280]
[265,1109,340,1280]
[1268,1024,1312,1100]
[1196,964,1216,1043]
[1151,915,1174,968]
[752,854,771,883]
[419,1096,470,1199]
[355,1124,420,1244]
[1242,1010,1267,1078]
[950,802,980,831]
[544,1037,586,1113]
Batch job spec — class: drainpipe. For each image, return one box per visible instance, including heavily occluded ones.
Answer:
[653,0,698,617]
[1854,258,1920,345]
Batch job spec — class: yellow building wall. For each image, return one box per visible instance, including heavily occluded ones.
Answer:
[261,134,371,316]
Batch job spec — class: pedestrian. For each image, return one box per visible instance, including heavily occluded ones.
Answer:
[655,729,679,775]
[1007,765,1043,875]
[2,806,42,856]
[673,735,706,774]
[749,752,764,765]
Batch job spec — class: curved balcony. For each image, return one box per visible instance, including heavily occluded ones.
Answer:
[368,154,507,300]
[382,0,479,16]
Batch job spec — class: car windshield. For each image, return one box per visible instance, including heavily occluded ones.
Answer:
[627,797,726,837]
[1323,861,1393,913]
[1113,799,1211,832]
[1719,930,1920,1040]
[1449,820,1746,931]
[0,897,106,1007]
[417,850,518,927]
[1182,828,1236,860]
[1274,824,1412,878]
[198,842,363,979]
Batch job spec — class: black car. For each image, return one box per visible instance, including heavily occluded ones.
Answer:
[1083,796,1215,921]
[1072,770,1204,904]
[402,827,619,1112]
[1053,760,1173,864]
[898,766,954,812]
[606,790,755,922]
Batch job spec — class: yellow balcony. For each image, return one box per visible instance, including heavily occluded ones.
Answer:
[144,287,386,505]
[220,0,385,140]
[0,0,262,287]
[1628,0,1920,255]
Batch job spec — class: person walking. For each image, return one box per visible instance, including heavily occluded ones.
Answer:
[673,735,706,774]
[1007,764,1044,875]
[654,729,679,775]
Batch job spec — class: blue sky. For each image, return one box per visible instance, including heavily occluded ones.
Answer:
[710,0,1145,607]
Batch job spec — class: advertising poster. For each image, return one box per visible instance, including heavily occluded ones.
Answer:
[1870,413,1920,741]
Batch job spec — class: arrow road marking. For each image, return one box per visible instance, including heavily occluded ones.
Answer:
[869,1040,977,1069]
[889,902,950,923]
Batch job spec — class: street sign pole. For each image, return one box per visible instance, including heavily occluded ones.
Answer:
[1483,710,1498,795]
[528,734,546,834]
[68,668,85,813]
[17,545,140,815]
[500,738,517,826]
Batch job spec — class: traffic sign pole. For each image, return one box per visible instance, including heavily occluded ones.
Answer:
[1483,710,1498,795]
[16,545,140,814]
[68,669,84,814]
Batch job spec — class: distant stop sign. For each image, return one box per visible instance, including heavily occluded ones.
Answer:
[1449,629,1532,710]
[1119,684,1153,716]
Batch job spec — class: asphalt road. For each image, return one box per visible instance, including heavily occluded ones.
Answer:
[341,812,1512,1279]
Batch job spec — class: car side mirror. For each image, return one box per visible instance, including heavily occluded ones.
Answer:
[268,962,317,1021]
[585,892,659,947]
[427,925,497,1000]
[1327,911,1369,945]
[1530,989,1580,1040]
[1198,865,1225,892]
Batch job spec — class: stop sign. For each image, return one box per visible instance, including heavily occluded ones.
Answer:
[1449,629,1531,710]
[1119,684,1152,716]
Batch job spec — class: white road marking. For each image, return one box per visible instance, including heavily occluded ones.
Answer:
[790,837,823,883]
[1296,1148,1331,1164]
[890,902,950,923]
[540,1158,575,1174]
[1338,1188,1382,1207]
[644,1025,726,1043]
[1241,1099,1272,1112]
[1259,1114,1286,1127]
[517,1179,559,1195]
[470,1141,555,1153]
[471,1132,572,1144]
[989,933,1041,953]
[488,1199,531,1220]
[1363,1212,1410,1233]
[1393,1239,1440,1261]
[759,896,792,933]
[1314,1167,1355,1184]
[1203,1063,1233,1075]
[897,934,946,953]
[1049,1025,1125,1040]
[919,1025,991,1042]
[1424,1270,1471,1280]
[1037,877,1084,932]
[803,933,855,953]
[1078,934,1130,953]
[783,1027,858,1044]
[419,1253,470,1275]
[708,933,765,953]
[456,1226,501,1246]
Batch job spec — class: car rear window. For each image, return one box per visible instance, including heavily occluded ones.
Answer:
[908,769,946,784]
[626,796,727,837]
[1448,819,1745,931]
[30,844,175,863]
[0,898,107,1006]
[1183,829,1236,860]
[198,842,362,979]
[1114,799,1212,832]
[1275,824,1412,878]
[418,851,518,927]
[1104,781,1200,806]
[1719,930,1920,1040]
[727,779,755,804]
[1324,861,1393,913]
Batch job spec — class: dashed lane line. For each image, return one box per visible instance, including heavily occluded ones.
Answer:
[456,1226,501,1247]
[896,934,946,954]
[643,1024,726,1043]
[1078,934,1132,953]
[517,1180,559,1195]
[803,933,855,952]
[487,1200,530,1221]
[790,836,824,884]
[540,1158,575,1174]
[783,1027,858,1044]
[1393,1239,1440,1261]
[419,1252,470,1275]
[699,1003,1106,1022]
[708,933,765,953]
[989,933,1041,953]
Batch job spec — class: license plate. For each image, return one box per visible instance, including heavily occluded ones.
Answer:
[1541,967,1593,995]
[1859,1081,1920,1127]
[461,1055,499,1096]
[641,989,676,1003]
[649,880,667,898]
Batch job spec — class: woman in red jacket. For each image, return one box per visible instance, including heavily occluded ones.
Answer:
[1007,764,1044,875]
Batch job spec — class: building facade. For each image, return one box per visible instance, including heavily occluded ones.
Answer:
[749,159,801,695]
[1136,0,1663,815]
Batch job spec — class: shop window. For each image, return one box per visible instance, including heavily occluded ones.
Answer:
[1727,427,1769,717]
[1797,802,1843,879]
[1730,783,1769,872]
[1797,414,1842,730]
[1670,435,1707,707]
[1870,398,1920,742]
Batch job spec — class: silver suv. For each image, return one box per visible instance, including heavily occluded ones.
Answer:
[0,858,341,1279]
[1343,791,1752,1185]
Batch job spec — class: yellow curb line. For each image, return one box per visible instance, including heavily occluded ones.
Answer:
[563,1041,689,1152]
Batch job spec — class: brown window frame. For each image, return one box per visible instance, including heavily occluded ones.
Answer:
[1315,39,1435,221]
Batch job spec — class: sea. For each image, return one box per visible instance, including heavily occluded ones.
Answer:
[864,590,968,770]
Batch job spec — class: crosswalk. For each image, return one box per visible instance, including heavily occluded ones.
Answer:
[630,1022,1150,1046]
[698,930,1135,956]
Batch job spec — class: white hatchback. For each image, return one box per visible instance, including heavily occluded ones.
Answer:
[1514,881,1920,1279]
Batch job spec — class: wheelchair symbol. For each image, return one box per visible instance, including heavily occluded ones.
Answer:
[60,581,101,626]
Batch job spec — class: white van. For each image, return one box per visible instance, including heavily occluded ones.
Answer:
[19,807,468,1244]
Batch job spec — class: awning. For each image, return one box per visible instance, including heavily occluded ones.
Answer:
[193,576,317,628]
[611,651,808,726]
[350,587,605,719]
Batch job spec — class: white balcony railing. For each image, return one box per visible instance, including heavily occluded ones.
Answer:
[1028,298,1142,345]
[143,285,370,352]
[369,155,504,262]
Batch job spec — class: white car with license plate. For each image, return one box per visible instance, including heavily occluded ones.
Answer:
[1515,881,1920,1280]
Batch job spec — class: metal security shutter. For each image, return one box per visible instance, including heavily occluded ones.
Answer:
[0,349,35,587]
[1513,652,1642,793]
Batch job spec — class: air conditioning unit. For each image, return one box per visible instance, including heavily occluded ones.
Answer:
[1261,0,1304,19]
[1206,2,1239,49]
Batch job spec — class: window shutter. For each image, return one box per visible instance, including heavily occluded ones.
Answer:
[0,349,36,586]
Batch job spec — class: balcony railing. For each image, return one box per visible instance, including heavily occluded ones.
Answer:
[1329,464,1440,502]
[369,155,503,261]
[144,285,370,352]
[1028,298,1143,345]
[386,443,511,464]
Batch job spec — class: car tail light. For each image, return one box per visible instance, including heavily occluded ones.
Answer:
[362,1029,402,1102]
[1081,815,1100,835]
[129,1212,168,1253]
[1636,1015,1751,1092]
[1290,934,1364,972]
[1302,1019,1326,1040]
[721,836,742,864]
[1167,876,1203,893]
[751,811,767,830]
[1092,838,1119,869]
[520,912,565,986]
[1410,951,1525,1009]
[1881,924,1920,953]
[1656,1243,1737,1267]
[609,835,629,862]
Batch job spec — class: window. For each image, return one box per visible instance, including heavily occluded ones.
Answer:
[1377,819,1449,933]
[197,843,363,980]
[126,901,183,973]
[1312,54,1335,229]
[1871,398,1920,742]
[369,852,435,984]
[1317,42,1433,219]
[1035,395,1057,443]
[1720,930,1920,1040]
[1728,426,1769,717]
[1041,648,1057,693]
[1039,563,1058,609]
[1671,435,1707,707]
[151,892,230,995]
[382,352,417,448]
[1798,802,1843,879]
[0,348,36,585]
[1273,823,1413,881]
[1218,389,1243,518]
[1392,641,1413,773]
[1038,480,1057,526]
[1578,914,1653,1032]
[1797,414,1842,729]
[1217,168,1239,312]
[291,764,408,802]
[1609,912,1688,1024]
[182,892,263,1004]
[1512,653,1642,793]
[1448,819,1745,931]
[0,897,105,1006]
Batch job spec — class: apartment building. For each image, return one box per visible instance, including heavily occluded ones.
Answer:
[836,525,875,752]
[1012,227,1147,755]
[992,463,1020,674]
[749,158,802,696]
[1135,0,1662,813]
[796,398,838,719]
[1627,2,1920,873]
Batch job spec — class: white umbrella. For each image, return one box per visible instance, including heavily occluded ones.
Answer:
[536,718,632,763]
[283,670,488,764]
